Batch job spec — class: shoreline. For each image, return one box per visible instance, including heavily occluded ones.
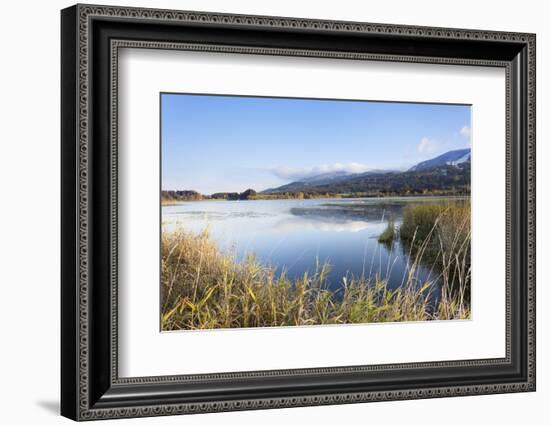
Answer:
[161,193,471,206]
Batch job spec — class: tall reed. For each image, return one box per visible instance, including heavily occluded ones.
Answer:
[400,200,471,299]
[161,201,471,331]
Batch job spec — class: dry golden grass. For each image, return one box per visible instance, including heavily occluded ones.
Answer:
[161,201,471,331]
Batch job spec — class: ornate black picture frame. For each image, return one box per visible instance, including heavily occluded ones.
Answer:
[61,4,536,421]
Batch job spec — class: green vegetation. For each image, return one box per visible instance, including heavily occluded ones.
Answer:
[210,189,257,200]
[400,201,470,254]
[162,190,204,203]
[162,189,258,204]
[162,188,469,204]
[161,209,471,330]
[378,217,395,244]
[400,200,471,298]
[162,189,334,203]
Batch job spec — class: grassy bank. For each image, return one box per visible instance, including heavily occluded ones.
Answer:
[399,200,471,297]
[161,220,470,331]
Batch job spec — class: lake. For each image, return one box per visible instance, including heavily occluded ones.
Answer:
[161,197,463,300]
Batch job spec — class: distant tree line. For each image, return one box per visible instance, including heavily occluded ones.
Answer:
[210,189,257,200]
[162,190,203,202]
[162,188,258,203]
[161,163,471,203]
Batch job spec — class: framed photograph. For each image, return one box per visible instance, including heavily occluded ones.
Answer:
[61,4,536,421]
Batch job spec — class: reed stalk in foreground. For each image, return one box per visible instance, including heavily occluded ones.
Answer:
[161,203,470,330]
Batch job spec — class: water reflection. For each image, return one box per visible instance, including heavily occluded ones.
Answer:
[162,198,446,302]
[272,216,380,233]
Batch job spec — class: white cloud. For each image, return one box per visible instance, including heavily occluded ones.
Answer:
[268,162,371,181]
[460,125,471,138]
[417,137,440,155]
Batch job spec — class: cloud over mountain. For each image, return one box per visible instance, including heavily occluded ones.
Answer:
[417,137,440,155]
[460,125,471,138]
[268,163,371,181]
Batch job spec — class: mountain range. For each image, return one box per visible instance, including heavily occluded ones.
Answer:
[262,149,471,196]
[408,148,471,172]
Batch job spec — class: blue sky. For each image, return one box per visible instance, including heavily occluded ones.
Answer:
[161,93,471,193]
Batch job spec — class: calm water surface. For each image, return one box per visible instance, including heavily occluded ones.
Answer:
[162,197,455,298]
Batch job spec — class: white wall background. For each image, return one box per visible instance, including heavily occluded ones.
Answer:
[0,0,546,424]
